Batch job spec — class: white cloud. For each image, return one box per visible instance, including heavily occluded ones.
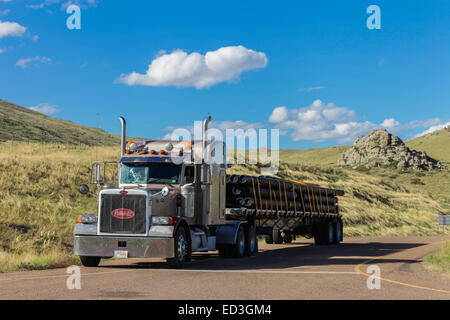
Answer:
[415,121,450,137]
[0,48,5,54]
[26,0,98,10]
[28,103,59,115]
[61,0,98,9]
[117,45,268,89]
[380,118,400,129]
[268,106,288,123]
[27,4,45,9]
[298,86,325,92]
[0,20,26,39]
[268,100,390,142]
[268,100,448,143]
[0,9,10,16]
[16,56,52,69]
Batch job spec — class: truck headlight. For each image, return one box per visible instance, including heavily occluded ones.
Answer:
[79,214,98,224]
[151,216,174,225]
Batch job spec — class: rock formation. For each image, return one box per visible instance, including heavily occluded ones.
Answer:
[338,129,443,170]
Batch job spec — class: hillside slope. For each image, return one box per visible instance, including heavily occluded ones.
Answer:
[406,127,450,164]
[0,100,119,146]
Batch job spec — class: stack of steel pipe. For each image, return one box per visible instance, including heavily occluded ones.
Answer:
[226,174,344,215]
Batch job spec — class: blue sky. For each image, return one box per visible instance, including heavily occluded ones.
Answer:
[0,0,449,149]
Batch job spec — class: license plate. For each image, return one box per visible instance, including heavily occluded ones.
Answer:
[114,250,128,259]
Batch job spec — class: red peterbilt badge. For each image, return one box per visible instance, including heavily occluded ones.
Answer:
[111,208,135,219]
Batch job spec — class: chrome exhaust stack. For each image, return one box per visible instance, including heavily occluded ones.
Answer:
[202,115,211,163]
[119,116,126,156]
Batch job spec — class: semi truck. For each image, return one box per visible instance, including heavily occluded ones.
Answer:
[74,116,344,267]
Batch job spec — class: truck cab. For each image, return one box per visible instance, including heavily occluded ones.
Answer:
[74,116,254,268]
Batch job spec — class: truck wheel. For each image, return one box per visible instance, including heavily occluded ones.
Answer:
[273,228,283,244]
[167,226,189,268]
[313,223,327,245]
[283,233,293,244]
[326,221,334,245]
[265,234,273,244]
[232,225,246,258]
[80,256,101,267]
[245,224,257,256]
[333,220,342,244]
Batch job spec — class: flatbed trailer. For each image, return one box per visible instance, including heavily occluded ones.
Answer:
[74,116,344,267]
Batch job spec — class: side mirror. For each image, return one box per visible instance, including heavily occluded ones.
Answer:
[79,184,90,195]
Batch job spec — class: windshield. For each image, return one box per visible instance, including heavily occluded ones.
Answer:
[120,163,182,185]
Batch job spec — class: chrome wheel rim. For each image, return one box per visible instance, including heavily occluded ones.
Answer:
[328,223,334,243]
[249,228,255,252]
[239,232,245,255]
[177,235,186,261]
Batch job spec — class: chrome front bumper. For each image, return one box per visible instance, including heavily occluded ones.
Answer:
[74,235,174,258]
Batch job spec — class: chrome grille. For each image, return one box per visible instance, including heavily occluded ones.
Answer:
[99,194,147,234]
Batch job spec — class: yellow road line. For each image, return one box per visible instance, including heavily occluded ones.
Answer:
[354,257,450,295]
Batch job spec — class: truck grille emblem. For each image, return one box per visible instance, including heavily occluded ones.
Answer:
[111,208,135,219]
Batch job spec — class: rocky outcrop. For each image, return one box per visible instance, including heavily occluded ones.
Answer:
[338,129,443,170]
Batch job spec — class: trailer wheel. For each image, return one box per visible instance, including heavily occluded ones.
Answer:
[167,226,188,268]
[326,221,334,245]
[273,228,283,244]
[245,224,257,256]
[333,220,342,244]
[80,256,101,267]
[232,225,246,258]
[283,233,293,244]
[314,223,327,245]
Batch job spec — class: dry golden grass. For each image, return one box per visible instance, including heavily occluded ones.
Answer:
[0,141,119,272]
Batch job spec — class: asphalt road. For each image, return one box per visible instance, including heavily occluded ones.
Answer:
[0,236,449,300]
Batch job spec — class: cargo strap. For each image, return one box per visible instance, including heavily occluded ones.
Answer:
[268,179,274,216]
[325,189,330,215]
[318,188,323,218]
[283,182,289,216]
[292,183,297,217]
[307,186,315,219]
[299,184,306,218]
[278,181,283,216]
[251,177,259,216]
[257,177,263,217]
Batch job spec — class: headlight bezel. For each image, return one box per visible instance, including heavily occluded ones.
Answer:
[151,216,174,225]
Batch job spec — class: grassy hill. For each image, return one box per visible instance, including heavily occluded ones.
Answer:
[280,146,351,167]
[406,127,450,165]
[0,100,120,146]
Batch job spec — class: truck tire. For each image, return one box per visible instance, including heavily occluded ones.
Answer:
[273,228,283,244]
[232,225,246,258]
[245,224,257,256]
[314,223,327,245]
[265,234,273,244]
[167,226,189,268]
[283,233,293,244]
[333,220,342,244]
[80,256,101,267]
[325,221,334,245]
